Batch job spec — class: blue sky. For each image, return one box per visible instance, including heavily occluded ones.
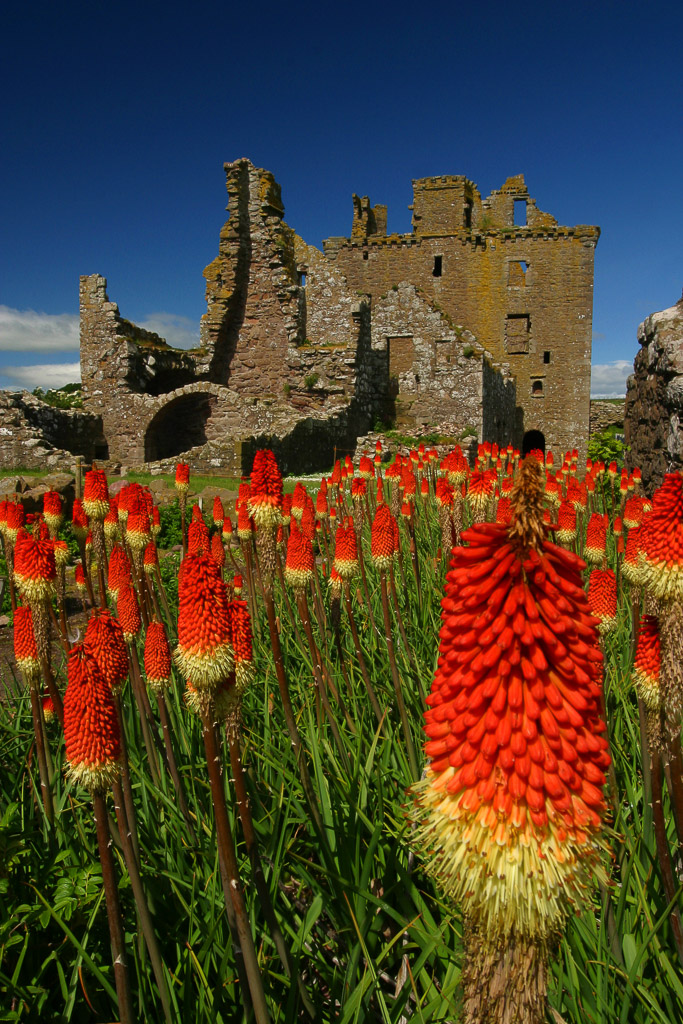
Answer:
[1,0,681,396]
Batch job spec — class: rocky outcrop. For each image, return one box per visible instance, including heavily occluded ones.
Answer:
[624,292,683,493]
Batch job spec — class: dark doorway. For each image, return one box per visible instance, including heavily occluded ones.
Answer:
[522,429,545,457]
[144,393,217,461]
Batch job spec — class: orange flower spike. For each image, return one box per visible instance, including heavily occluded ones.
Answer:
[623,494,644,529]
[587,568,618,635]
[290,482,308,522]
[14,606,41,684]
[300,499,316,541]
[371,504,397,571]
[143,541,158,574]
[5,502,26,544]
[107,543,131,601]
[585,513,607,565]
[213,496,225,528]
[333,519,359,580]
[315,486,329,520]
[640,472,683,602]
[284,520,314,590]
[144,620,172,693]
[175,463,190,493]
[359,454,375,480]
[63,643,121,792]
[236,502,253,541]
[74,563,87,595]
[52,538,69,570]
[230,598,254,692]
[188,515,209,556]
[211,532,226,568]
[633,615,661,714]
[248,448,283,528]
[126,510,151,551]
[82,469,110,520]
[622,526,644,587]
[556,500,577,544]
[13,531,56,603]
[233,573,243,595]
[84,608,129,694]
[150,505,161,538]
[117,585,141,643]
[412,456,610,945]
[42,490,63,536]
[71,498,88,542]
[175,553,234,692]
[222,515,233,539]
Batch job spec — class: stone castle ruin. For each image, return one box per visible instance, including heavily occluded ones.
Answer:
[2,160,600,474]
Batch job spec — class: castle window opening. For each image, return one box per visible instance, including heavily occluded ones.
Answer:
[505,314,530,354]
[298,272,307,287]
[508,261,528,287]
[514,200,527,226]
[532,379,544,396]
[363,250,369,261]
[464,201,472,229]
[432,255,443,278]
[543,350,551,364]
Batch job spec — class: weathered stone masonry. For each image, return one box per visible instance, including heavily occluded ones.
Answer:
[51,160,598,475]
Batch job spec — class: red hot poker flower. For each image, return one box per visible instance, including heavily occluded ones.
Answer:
[117,585,141,642]
[640,472,683,602]
[64,644,121,792]
[126,510,151,551]
[211,532,226,568]
[13,531,56,604]
[213,496,225,527]
[42,490,63,535]
[290,482,308,522]
[284,520,314,590]
[633,615,660,714]
[82,469,110,520]
[413,457,610,943]
[229,598,254,693]
[71,499,88,542]
[586,568,618,635]
[371,504,397,571]
[175,463,190,492]
[144,621,172,692]
[188,516,209,556]
[585,513,607,565]
[85,608,129,694]
[107,544,132,601]
[333,519,359,580]
[143,541,158,574]
[14,606,40,683]
[248,449,283,528]
[175,553,234,692]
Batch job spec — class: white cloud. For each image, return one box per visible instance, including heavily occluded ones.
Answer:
[138,313,200,350]
[0,306,79,351]
[591,360,632,398]
[1,363,81,391]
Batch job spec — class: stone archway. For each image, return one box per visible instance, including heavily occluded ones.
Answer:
[144,392,217,462]
[522,428,545,457]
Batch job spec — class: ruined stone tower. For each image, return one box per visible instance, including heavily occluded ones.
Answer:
[77,161,598,473]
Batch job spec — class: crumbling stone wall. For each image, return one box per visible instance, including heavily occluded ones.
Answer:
[0,391,102,470]
[625,292,683,492]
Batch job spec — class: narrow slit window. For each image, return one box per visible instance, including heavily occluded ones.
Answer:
[543,350,551,364]
[363,251,369,261]
[433,255,443,278]
[514,200,527,226]
[298,272,306,287]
